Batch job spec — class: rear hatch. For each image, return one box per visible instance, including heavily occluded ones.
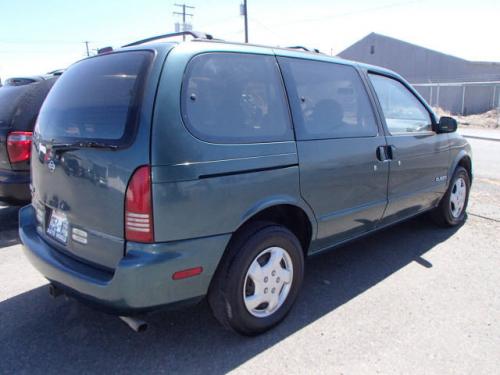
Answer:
[32,51,155,270]
[0,80,54,171]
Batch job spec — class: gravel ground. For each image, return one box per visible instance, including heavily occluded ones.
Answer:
[0,136,498,375]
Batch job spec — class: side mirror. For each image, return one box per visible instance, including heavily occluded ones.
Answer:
[435,116,457,133]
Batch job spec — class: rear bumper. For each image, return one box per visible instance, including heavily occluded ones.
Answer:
[0,169,30,203]
[19,205,230,314]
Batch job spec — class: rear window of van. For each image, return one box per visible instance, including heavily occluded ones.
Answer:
[36,51,152,145]
[182,53,293,144]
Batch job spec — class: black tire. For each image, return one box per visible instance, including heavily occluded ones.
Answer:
[208,222,304,336]
[431,166,471,227]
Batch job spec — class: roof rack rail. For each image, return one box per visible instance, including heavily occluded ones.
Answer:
[46,69,64,76]
[123,31,214,48]
[287,46,321,54]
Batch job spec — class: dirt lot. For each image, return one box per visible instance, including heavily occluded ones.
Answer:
[434,107,499,129]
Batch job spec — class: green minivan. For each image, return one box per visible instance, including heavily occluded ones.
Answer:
[20,32,472,335]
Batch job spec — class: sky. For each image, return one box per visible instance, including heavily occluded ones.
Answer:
[0,0,499,79]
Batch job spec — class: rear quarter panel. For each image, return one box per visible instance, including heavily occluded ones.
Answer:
[152,165,306,241]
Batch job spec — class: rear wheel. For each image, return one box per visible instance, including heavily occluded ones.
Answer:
[432,166,470,226]
[208,222,304,335]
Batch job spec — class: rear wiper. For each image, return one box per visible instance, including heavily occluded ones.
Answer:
[50,141,119,153]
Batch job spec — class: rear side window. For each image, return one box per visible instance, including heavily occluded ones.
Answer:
[278,57,378,140]
[182,53,293,143]
[36,51,152,145]
[369,74,432,134]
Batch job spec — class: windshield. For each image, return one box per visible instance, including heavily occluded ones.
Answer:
[35,51,152,145]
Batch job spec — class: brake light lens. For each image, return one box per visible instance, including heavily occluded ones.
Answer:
[7,131,32,164]
[125,165,153,243]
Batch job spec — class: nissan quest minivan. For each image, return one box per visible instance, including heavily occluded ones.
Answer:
[20,32,472,335]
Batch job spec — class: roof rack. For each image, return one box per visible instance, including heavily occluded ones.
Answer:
[287,46,322,54]
[123,31,214,47]
[46,69,64,76]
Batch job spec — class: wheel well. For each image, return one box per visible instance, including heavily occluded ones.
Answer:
[239,204,313,255]
[457,156,472,181]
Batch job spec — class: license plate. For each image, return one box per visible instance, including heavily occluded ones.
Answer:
[47,210,69,244]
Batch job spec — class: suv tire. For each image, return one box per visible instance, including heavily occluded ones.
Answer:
[208,222,304,335]
[432,166,470,227]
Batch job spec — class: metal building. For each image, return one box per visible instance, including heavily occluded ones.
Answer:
[338,33,500,115]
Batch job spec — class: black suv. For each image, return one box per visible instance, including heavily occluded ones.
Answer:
[0,72,60,204]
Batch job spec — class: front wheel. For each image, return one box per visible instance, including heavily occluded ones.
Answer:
[208,222,304,335]
[432,166,470,226]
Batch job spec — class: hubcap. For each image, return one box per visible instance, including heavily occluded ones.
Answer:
[243,247,293,318]
[450,177,467,218]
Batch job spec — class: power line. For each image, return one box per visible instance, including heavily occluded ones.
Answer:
[198,15,241,31]
[173,3,195,41]
[301,0,422,23]
[249,16,287,40]
[0,50,81,54]
[0,40,79,45]
[254,0,423,29]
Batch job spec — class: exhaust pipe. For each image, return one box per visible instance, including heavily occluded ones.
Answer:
[119,316,148,333]
[48,283,63,298]
[48,284,147,332]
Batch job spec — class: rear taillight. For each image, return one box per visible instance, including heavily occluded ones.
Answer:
[125,165,154,243]
[7,131,32,164]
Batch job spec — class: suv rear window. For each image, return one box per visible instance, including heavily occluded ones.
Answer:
[182,53,293,143]
[36,51,152,145]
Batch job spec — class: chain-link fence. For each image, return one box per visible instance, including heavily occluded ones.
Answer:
[412,81,500,116]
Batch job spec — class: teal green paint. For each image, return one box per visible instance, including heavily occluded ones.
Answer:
[19,40,472,313]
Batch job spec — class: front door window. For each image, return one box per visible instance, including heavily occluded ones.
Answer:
[369,74,432,134]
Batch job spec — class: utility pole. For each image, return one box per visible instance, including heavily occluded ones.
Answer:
[173,3,195,41]
[83,41,90,57]
[240,0,249,43]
